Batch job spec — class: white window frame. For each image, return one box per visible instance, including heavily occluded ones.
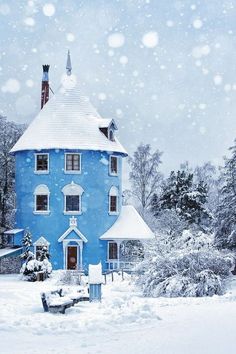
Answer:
[107,241,118,260]
[64,195,82,215]
[64,153,82,174]
[62,182,84,215]
[109,186,119,215]
[109,155,119,176]
[33,184,50,215]
[34,153,49,174]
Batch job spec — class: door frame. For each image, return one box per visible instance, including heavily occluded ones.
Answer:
[63,239,83,270]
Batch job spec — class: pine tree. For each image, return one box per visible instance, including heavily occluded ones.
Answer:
[215,141,236,250]
[21,229,33,258]
[0,115,25,229]
[156,169,210,228]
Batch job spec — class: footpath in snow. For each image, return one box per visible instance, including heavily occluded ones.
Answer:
[0,272,236,354]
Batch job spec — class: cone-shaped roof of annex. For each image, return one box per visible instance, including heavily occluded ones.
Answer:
[11,74,127,155]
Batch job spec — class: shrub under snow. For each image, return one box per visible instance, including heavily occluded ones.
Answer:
[137,229,233,297]
[20,251,52,282]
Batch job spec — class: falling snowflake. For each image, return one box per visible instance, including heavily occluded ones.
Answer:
[2,79,21,93]
[193,19,203,29]
[214,75,223,86]
[66,33,75,42]
[42,3,55,17]
[107,33,125,48]
[24,17,35,26]
[142,31,159,48]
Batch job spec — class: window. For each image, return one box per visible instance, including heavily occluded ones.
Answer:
[33,237,50,260]
[108,242,118,260]
[34,185,50,214]
[62,182,84,214]
[66,195,80,212]
[65,153,81,173]
[109,186,119,214]
[36,195,48,211]
[35,154,49,173]
[109,129,115,141]
[109,156,118,175]
[110,196,117,212]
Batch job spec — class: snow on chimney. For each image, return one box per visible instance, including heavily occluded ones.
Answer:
[41,64,50,109]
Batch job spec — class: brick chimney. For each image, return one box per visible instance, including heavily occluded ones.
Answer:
[41,64,50,109]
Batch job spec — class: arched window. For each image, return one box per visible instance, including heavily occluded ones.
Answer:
[34,184,50,213]
[109,186,119,214]
[62,182,84,214]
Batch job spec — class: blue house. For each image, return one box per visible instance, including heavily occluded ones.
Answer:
[10,52,154,272]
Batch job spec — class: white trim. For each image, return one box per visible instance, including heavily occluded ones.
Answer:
[109,155,119,176]
[62,182,84,195]
[34,153,49,174]
[64,153,82,174]
[34,184,50,195]
[62,239,83,270]
[33,236,50,247]
[33,236,50,257]
[58,226,88,243]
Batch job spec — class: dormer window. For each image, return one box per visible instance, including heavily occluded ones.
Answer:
[109,129,115,141]
[109,156,118,175]
[65,153,81,173]
[35,153,49,173]
[99,119,117,141]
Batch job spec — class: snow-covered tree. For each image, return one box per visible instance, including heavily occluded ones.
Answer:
[0,115,25,229]
[153,170,211,229]
[136,229,233,298]
[21,229,33,259]
[20,246,52,282]
[215,141,236,250]
[128,143,163,210]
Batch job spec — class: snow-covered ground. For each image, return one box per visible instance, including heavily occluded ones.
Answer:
[0,272,236,354]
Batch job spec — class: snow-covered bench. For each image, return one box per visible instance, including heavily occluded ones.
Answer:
[41,289,89,314]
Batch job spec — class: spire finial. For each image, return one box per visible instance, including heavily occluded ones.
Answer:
[66,50,72,76]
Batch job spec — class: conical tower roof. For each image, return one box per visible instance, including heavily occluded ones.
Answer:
[11,74,127,155]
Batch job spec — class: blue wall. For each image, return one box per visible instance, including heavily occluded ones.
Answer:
[14,149,124,271]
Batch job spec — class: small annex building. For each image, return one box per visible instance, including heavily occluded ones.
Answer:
[7,52,154,272]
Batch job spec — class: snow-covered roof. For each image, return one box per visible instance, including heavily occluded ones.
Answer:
[97,118,118,130]
[0,247,22,258]
[4,229,24,235]
[100,205,155,240]
[11,75,127,155]
[33,236,50,246]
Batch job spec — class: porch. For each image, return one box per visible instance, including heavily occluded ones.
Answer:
[106,240,144,271]
[100,205,155,272]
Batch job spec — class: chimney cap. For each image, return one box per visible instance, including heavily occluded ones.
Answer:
[42,64,50,72]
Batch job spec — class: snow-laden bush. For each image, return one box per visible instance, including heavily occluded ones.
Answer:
[136,229,233,297]
[20,251,52,281]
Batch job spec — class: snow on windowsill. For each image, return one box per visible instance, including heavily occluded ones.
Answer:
[33,211,51,215]
[34,170,50,175]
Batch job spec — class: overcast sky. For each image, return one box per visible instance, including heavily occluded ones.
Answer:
[1,0,236,174]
